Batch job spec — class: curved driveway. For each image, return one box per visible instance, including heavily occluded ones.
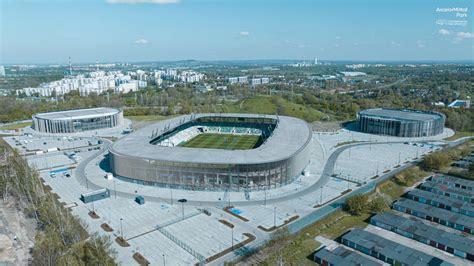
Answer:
[74,137,469,206]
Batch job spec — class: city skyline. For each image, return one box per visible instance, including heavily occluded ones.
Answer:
[1,0,473,64]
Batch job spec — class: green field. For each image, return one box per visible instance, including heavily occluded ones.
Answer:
[179,133,260,150]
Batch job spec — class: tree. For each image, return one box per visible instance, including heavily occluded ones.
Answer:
[421,152,450,171]
[344,194,369,215]
[370,197,389,213]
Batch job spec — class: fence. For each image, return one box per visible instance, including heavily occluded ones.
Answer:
[287,181,376,234]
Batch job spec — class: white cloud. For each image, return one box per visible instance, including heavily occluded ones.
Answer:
[456,31,474,40]
[335,36,341,40]
[438,28,451,35]
[416,40,425,48]
[107,0,180,4]
[135,38,149,44]
[390,40,401,47]
[239,31,249,36]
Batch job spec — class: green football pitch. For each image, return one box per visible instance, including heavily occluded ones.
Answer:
[179,133,260,150]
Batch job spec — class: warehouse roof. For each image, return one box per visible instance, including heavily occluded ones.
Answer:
[314,246,383,266]
[358,108,444,122]
[405,188,474,214]
[393,198,474,229]
[429,175,474,190]
[342,229,451,266]
[372,212,474,254]
[34,107,120,120]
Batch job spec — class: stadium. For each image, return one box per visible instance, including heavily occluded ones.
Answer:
[356,108,445,137]
[109,113,313,191]
[32,107,123,133]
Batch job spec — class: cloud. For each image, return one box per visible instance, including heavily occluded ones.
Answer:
[239,31,249,36]
[438,28,451,36]
[456,31,474,40]
[416,40,426,48]
[135,38,149,44]
[107,0,180,4]
[390,40,401,47]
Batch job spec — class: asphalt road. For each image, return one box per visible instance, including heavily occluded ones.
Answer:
[74,137,474,207]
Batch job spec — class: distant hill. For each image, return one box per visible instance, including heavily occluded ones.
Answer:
[221,96,326,122]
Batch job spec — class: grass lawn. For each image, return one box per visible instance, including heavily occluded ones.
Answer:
[125,114,178,121]
[179,133,260,150]
[445,131,474,141]
[0,122,32,131]
[260,210,371,265]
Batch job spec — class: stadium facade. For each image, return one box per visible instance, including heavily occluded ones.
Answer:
[32,107,123,133]
[356,108,445,137]
[109,113,313,191]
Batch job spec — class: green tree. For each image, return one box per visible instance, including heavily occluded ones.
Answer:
[421,152,450,171]
[344,194,369,215]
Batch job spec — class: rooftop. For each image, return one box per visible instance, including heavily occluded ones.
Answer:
[342,229,451,266]
[34,107,120,120]
[110,113,312,165]
[429,175,474,189]
[372,212,474,254]
[314,246,383,266]
[358,108,444,122]
[405,189,474,214]
[394,198,474,229]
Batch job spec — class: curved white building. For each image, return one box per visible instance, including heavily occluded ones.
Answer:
[32,107,123,133]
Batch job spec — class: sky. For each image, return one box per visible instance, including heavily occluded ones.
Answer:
[0,0,473,64]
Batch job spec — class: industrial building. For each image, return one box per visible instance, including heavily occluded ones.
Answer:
[313,245,383,266]
[32,107,123,133]
[428,175,474,192]
[109,113,312,191]
[392,198,473,234]
[371,212,474,261]
[404,189,474,217]
[419,180,473,203]
[356,108,445,137]
[340,229,452,266]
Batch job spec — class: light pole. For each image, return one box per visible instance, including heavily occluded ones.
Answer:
[162,254,166,266]
[169,186,173,205]
[273,206,276,228]
[178,199,187,220]
[113,178,117,199]
[231,226,234,251]
[264,188,267,206]
[120,218,124,239]
[320,186,323,204]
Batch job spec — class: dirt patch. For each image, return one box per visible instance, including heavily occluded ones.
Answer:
[88,211,100,219]
[219,219,234,228]
[223,206,249,222]
[115,236,130,247]
[100,223,113,232]
[205,233,256,263]
[133,252,150,265]
[0,201,36,265]
[257,215,299,232]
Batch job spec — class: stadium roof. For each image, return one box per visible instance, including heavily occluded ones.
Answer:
[358,108,444,122]
[34,107,120,120]
[110,113,312,165]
